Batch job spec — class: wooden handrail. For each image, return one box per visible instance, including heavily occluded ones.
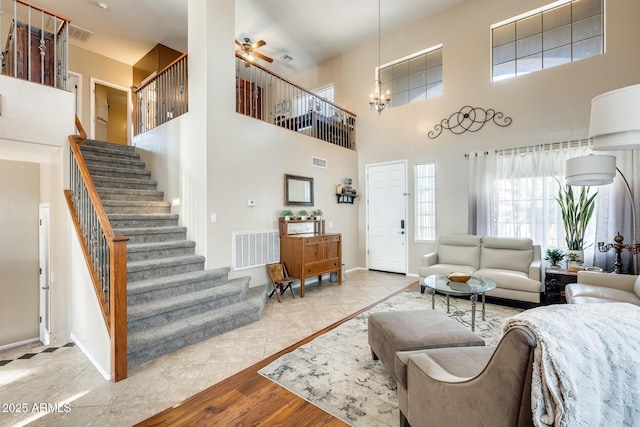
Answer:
[66,115,128,382]
[133,53,188,94]
[74,115,87,143]
[13,0,71,23]
[235,53,357,117]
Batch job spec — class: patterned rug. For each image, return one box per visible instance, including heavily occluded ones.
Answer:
[258,290,523,427]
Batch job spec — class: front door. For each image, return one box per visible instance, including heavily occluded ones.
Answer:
[39,203,51,345]
[366,161,408,273]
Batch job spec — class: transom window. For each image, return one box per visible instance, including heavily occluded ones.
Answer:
[379,45,443,108]
[491,0,604,81]
[415,162,436,241]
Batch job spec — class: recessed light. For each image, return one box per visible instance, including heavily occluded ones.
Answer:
[98,2,108,9]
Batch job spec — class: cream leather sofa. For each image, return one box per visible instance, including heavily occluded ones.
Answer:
[566,271,640,305]
[418,234,542,303]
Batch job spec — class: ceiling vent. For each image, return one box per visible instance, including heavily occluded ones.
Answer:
[68,24,94,42]
[312,156,328,169]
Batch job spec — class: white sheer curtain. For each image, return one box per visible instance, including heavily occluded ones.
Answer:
[468,141,593,260]
[593,150,640,273]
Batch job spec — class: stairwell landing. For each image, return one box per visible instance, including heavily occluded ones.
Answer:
[79,139,267,368]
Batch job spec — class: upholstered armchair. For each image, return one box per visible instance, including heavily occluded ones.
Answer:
[566,271,640,305]
[395,326,536,427]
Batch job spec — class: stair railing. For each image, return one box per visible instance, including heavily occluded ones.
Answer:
[133,53,188,135]
[64,116,128,382]
[1,0,70,89]
[235,54,357,150]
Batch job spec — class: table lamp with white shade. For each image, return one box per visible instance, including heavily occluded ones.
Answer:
[565,83,640,273]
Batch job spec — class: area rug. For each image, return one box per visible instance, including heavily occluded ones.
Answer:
[258,290,523,427]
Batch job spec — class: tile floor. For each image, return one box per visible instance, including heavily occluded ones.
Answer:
[0,270,415,427]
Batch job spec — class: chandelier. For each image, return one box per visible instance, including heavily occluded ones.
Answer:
[369,0,390,114]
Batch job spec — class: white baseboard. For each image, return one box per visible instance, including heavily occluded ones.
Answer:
[0,337,39,351]
[70,333,111,381]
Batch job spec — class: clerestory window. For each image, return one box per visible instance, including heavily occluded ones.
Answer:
[491,0,604,81]
[379,45,443,108]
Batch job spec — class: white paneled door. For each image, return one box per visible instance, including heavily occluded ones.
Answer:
[366,161,408,274]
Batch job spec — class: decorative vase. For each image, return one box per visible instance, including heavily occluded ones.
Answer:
[565,249,584,270]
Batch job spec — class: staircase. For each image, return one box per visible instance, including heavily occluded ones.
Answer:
[79,139,267,368]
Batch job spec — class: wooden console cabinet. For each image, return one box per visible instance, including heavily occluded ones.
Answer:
[544,268,577,304]
[279,218,342,297]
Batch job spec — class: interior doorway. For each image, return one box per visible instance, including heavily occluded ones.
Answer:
[90,78,131,145]
[366,160,408,274]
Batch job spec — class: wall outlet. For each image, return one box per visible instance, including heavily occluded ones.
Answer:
[248,200,256,207]
[210,213,217,223]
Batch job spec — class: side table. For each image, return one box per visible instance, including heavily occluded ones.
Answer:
[544,268,577,304]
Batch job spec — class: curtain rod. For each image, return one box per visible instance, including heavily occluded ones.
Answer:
[465,138,592,158]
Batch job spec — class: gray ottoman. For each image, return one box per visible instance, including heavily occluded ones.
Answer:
[368,309,485,379]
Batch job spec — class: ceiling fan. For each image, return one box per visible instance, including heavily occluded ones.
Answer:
[235,37,274,64]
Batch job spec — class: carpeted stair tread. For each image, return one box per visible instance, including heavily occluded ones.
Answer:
[96,187,165,201]
[127,285,267,366]
[127,240,196,253]
[128,267,231,298]
[112,226,187,244]
[102,200,171,214]
[80,144,141,160]
[83,138,136,152]
[92,175,158,190]
[127,276,249,322]
[83,154,146,169]
[127,254,205,272]
[126,240,196,262]
[109,213,179,229]
[86,164,151,179]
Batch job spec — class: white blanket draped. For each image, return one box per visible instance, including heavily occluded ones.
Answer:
[502,303,640,427]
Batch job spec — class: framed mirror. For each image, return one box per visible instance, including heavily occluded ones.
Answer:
[284,174,314,206]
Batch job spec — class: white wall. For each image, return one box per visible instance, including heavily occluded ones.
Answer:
[294,0,640,274]
[0,76,75,346]
[0,160,40,346]
[0,75,109,375]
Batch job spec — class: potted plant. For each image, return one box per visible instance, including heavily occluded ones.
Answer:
[297,209,309,220]
[555,181,597,263]
[545,248,566,269]
[280,209,294,221]
[566,252,583,270]
[312,209,323,220]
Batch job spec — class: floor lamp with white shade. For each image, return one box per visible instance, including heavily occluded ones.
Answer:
[566,84,640,274]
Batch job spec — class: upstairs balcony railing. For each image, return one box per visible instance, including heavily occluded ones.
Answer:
[236,54,356,150]
[133,53,188,135]
[1,0,69,89]
[132,51,356,150]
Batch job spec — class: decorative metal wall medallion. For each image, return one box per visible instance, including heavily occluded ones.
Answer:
[428,106,512,139]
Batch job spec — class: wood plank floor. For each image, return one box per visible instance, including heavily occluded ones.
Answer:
[135,283,418,426]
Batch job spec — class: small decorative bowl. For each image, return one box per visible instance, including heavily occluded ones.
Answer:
[447,272,471,283]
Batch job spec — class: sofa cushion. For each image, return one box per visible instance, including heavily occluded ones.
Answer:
[635,275,640,297]
[475,268,543,293]
[480,237,533,273]
[566,283,640,305]
[436,235,481,269]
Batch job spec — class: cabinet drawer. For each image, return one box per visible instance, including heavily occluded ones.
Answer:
[304,234,340,245]
[306,258,340,276]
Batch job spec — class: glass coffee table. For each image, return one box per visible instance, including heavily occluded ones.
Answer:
[422,274,497,331]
